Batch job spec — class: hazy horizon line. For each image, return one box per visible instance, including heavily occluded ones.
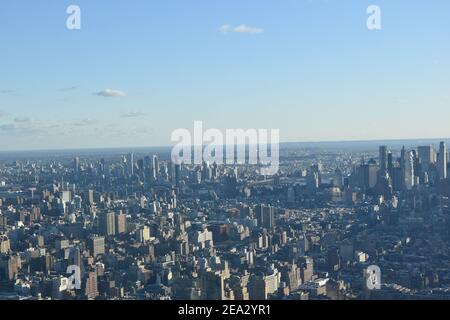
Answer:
[1,137,450,154]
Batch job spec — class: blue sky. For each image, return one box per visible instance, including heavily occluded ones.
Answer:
[0,0,449,150]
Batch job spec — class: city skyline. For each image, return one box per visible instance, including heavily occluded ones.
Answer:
[2,140,450,301]
[1,0,450,150]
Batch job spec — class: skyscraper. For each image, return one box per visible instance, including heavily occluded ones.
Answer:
[438,142,447,180]
[115,212,127,234]
[358,159,378,191]
[400,146,406,171]
[174,164,181,186]
[307,170,319,192]
[74,157,80,173]
[152,155,159,180]
[201,270,225,300]
[99,212,116,236]
[418,145,434,173]
[126,153,134,177]
[404,150,415,190]
[85,271,99,299]
[379,145,388,173]
[201,161,212,182]
[387,151,394,177]
[88,189,95,205]
[333,168,344,188]
[143,155,151,170]
[255,205,275,229]
[88,236,105,257]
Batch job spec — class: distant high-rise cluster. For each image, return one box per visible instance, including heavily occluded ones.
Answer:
[344,142,450,197]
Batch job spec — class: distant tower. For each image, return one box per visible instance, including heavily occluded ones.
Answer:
[201,161,212,182]
[379,146,388,173]
[438,142,447,180]
[307,170,319,191]
[74,157,80,173]
[333,168,343,188]
[418,145,434,173]
[152,155,159,180]
[400,146,406,170]
[126,153,134,176]
[387,151,393,177]
[143,155,151,170]
[174,163,181,186]
[404,150,415,190]
[358,159,378,191]
[211,162,218,180]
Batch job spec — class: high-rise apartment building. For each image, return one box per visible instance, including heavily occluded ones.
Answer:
[438,142,447,180]
[98,212,116,236]
[115,213,127,234]
[255,205,275,229]
[88,236,105,257]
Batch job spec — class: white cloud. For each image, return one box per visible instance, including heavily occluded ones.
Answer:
[219,25,232,33]
[121,111,147,118]
[219,24,263,35]
[72,119,97,126]
[0,124,15,132]
[0,89,19,96]
[14,116,31,123]
[0,120,59,136]
[0,89,15,94]
[233,25,264,34]
[94,88,127,97]
[59,85,79,92]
